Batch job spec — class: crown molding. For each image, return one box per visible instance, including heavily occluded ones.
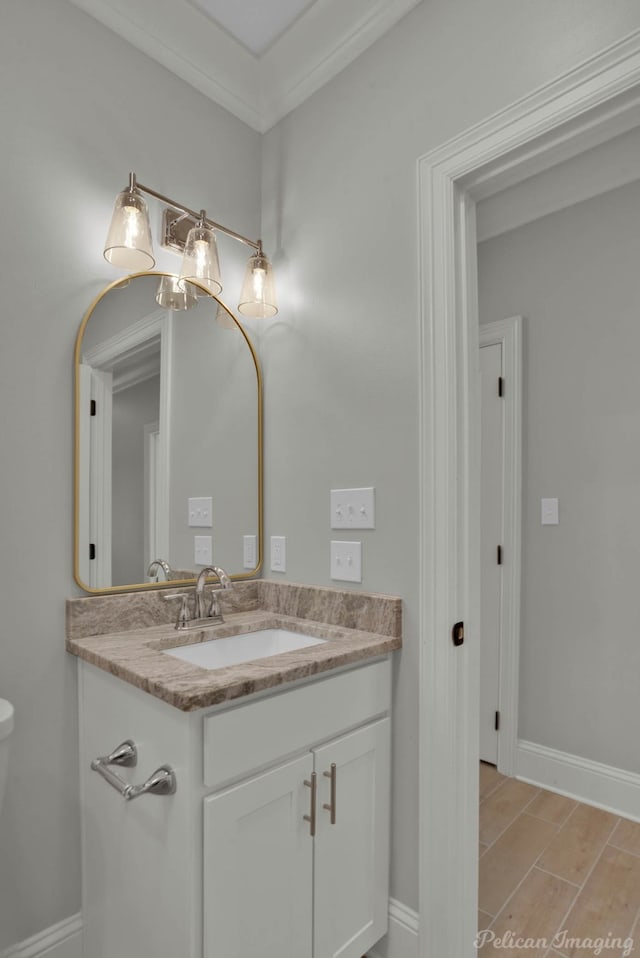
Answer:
[68,0,422,132]
[69,0,261,129]
[259,0,423,130]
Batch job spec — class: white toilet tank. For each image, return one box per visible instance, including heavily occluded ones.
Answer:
[0,698,14,814]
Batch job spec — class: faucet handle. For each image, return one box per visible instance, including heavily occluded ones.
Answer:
[206,590,221,619]
[163,592,191,630]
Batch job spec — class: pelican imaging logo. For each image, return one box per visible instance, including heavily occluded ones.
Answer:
[475,929,635,956]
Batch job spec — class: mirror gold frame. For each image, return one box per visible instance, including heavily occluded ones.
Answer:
[74,272,263,594]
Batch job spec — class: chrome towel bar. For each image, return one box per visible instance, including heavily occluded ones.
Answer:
[91,740,176,800]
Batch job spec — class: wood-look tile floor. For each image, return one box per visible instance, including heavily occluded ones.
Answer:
[478,763,640,957]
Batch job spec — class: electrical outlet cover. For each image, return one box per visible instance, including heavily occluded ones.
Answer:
[243,534,257,569]
[188,497,213,528]
[330,540,362,582]
[330,487,375,529]
[194,535,212,566]
[270,536,286,573]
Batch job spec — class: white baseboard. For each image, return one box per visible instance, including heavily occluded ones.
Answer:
[0,915,82,958]
[369,899,419,958]
[516,739,640,823]
[0,902,419,958]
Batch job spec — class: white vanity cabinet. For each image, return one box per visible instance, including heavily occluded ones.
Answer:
[78,654,392,958]
[204,719,390,958]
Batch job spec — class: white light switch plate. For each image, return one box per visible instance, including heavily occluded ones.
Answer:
[194,535,212,566]
[330,540,362,583]
[188,497,213,528]
[330,487,375,529]
[243,534,257,569]
[541,498,559,525]
[270,536,286,573]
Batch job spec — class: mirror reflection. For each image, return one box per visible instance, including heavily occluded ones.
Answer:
[74,273,262,592]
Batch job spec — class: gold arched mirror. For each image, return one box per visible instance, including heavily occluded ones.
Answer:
[74,272,262,593]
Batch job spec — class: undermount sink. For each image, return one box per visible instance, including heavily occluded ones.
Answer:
[162,628,327,670]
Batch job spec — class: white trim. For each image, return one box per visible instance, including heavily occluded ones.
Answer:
[77,364,92,587]
[259,0,423,131]
[144,420,160,571]
[0,915,82,958]
[112,352,160,394]
[516,740,640,825]
[89,368,113,589]
[67,0,261,130]
[368,899,420,958]
[417,27,640,958]
[476,124,640,242]
[82,310,164,370]
[155,313,172,561]
[479,317,522,778]
[417,163,480,958]
[81,310,171,581]
[67,0,421,131]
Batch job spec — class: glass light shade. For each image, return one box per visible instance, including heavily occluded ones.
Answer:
[238,252,278,318]
[104,188,155,270]
[215,302,237,329]
[179,224,222,296]
[156,275,197,311]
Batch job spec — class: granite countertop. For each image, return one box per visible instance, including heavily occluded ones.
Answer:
[66,580,402,712]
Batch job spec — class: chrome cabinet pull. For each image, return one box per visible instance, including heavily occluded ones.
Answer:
[322,763,337,824]
[91,740,177,800]
[303,772,317,836]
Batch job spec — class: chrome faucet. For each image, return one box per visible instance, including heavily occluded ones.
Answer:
[163,565,233,630]
[147,558,173,581]
[194,566,233,622]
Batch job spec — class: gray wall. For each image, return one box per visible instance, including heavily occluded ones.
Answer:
[478,180,640,773]
[0,0,260,947]
[259,0,640,913]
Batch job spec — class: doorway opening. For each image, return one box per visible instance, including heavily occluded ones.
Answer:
[417,30,640,958]
[479,317,522,774]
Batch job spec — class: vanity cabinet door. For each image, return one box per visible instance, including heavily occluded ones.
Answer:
[203,752,314,958]
[313,718,391,958]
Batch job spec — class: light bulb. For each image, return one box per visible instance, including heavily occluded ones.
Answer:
[238,251,277,318]
[179,217,222,297]
[103,184,155,270]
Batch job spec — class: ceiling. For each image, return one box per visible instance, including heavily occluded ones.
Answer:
[68,0,423,132]
[190,0,317,56]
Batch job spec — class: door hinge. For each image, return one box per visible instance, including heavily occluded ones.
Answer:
[495,710,501,731]
[498,376,504,397]
[497,544,503,565]
[89,543,96,561]
[452,621,464,647]
[90,399,97,416]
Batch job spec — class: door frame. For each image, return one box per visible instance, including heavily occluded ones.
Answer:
[80,310,173,575]
[479,317,522,776]
[417,30,640,957]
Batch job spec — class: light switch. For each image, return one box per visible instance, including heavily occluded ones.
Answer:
[270,536,286,573]
[330,488,375,529]
[194,535,212,566]
[243,534,257,570]
[188,497,213,528]
[330,540,362,583]
[541,498,559,525]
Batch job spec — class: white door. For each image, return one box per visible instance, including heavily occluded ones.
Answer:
[313,718,391,958]
[480,343,504,764]
[203,753,314,958]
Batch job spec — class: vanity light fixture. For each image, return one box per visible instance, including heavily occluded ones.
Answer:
[103,173,278,316]
[155,275,198,311]
[178,210,222,297]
